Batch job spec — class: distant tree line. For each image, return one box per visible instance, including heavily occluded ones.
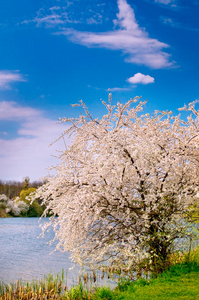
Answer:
[0,177,43,199]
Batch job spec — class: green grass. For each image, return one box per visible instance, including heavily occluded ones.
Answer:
[1,247,199,300]
[117,262,199,300]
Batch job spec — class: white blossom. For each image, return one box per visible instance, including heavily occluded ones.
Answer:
[1,195,29,216]
[36,96,199,274]
[0,194,9,202]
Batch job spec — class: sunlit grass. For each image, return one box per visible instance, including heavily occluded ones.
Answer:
[116,262,199,300]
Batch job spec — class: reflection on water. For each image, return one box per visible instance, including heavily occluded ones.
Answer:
[0,218,79,285]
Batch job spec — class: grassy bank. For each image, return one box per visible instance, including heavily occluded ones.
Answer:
[1,247,199,300]
[116,261,199,299]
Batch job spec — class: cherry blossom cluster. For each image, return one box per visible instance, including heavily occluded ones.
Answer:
[36,96,199,274]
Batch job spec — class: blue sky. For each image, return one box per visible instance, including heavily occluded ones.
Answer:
[0,0,199,182]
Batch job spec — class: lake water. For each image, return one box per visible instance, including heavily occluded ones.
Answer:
[1,218,197,288]
[0,218,80,285]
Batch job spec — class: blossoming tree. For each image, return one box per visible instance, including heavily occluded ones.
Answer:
[37,95,199,275]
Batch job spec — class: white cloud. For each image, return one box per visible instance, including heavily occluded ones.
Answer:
[155,0,174,4]
[127,73,155,84]
[109,87,131,92]
[59,0,172,69]
[160,16,199,32]
[0,101,68,181]
[161,17,175,26]
[0,101,40,120]
[49,6,61,11]
[36,14,65,27]
[0,71,26,89]
[22,7,79,28]
[28,2,104,28]
[86,12,103,25]
[33,8,67,28]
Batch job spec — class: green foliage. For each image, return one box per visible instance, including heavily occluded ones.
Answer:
[0,185,45,218]
[0,178,44,218]
[19,188,36,204]
[19,188,44,217]
[114,247,199,300]
[94,286,122,300]
[120,262,199,299]
[0,202,6,210]
[65,283,89,300]
[186,203,199,224]
[27,200,43,217]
